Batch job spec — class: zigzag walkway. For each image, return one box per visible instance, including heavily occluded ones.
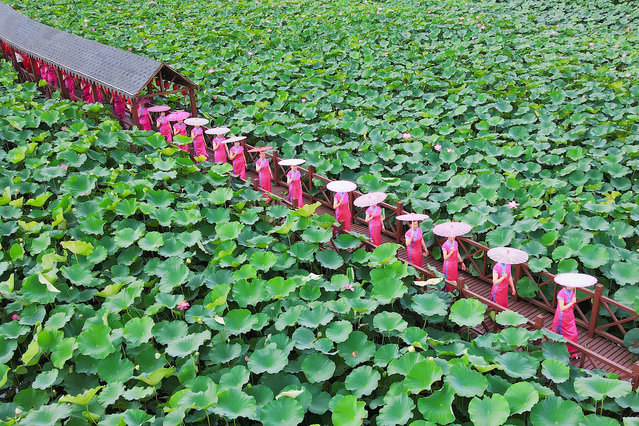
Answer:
[241,168,636,381]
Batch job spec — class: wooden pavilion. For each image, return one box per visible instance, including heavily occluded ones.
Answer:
[0,1,198,129]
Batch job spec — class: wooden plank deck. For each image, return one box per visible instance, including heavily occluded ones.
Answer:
[244,170,635,378]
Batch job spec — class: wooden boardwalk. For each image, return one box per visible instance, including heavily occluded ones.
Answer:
[251,171,636,379]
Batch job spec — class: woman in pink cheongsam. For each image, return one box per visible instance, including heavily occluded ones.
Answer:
[405,221,429,268]
[229,140,246,179]
[491,262,515,308]
[333,192,352,232]
[365,204,384,246]
[442,236,466,291]
[137,102,152,131]
[551,285,579,358]
[156,111,172,143]
[81,81,94,103]
[213,134,228,163]
[64,74,75,98]
[287,165,303,207]
[191,124,207,160]
[173,119,189,152]
[255,150,272,192]
[113,94,126,121]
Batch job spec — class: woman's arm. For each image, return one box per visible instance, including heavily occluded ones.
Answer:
[421,239,429,255]
[256,161,262,172]
[333,197,341,210]
[364,213,372,223]
[493,271,507,285]
[509,274,516,295]
[442,249,452,261]
[558,296,576,311]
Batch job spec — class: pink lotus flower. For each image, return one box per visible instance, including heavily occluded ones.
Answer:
[434,144,442,151]
[384,52,389,55]
[551,30,557,35]
[622,53,627,58]
[61,126,68,131]
[208,68,214,73]
[244,355,249,361]
[471,36,476,40]
[301,98,306,103]
[177,301,190,310]
[481,25,486,30]
[626,28,630,32]
[61,163,67,170]
[248,51,254,56]
[507,200,519,209]
[589,42,594,47]
[446,148,455,153]
[12,314,19,321]
[267,29,272,33]
[213,95,218,100]
[402,133,412,139]
[343,284,354,291]
[625,73,631,78]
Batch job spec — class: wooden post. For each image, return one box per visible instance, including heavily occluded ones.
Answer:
[456,277,465,296]
[395,202,403,243]
[131,100,142,130]
[533,314,545,330]
[8,49,20,81]
[588,284,604,338]
[189,88,198,116]
[90,83,99,104]
[307,165,314,202]
[272,150,280,184]
[632,362,639,391]
[55,68,67,99]
[512,264,521,303]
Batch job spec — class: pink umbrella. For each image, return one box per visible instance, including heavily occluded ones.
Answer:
[327,180,357,193]
[166,111,190,121]
[248,146,273,152]
[225,136,247,144]
[184,117,209,126]
[487,247,529,265]
[279,159,305,166]
[205,127,231,135]
[148,105,171,113]
[554,273,597,288]
[354,192,387,207]
[432,221,472,237]
[397,213,430,221]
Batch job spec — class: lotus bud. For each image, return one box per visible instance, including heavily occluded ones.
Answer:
[195,351,200,357]
[155,353,161,359]
[407,345,415,352]
[351,351,358,357]
[135,365,140,370]
[186,259,191,264]
[15,408,22,415]
[245,355,249,361]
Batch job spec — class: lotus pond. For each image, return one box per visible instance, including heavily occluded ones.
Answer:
[0,60,638,424]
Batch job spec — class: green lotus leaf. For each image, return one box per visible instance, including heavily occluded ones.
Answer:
[138,231,164,251]
[77,325,115,360]
[60,386,103,405]
[494,352,539,379]
[377,393,415,426]
[444,363,487,397]
[301,353,335,383]
[337,331,375,367]
[325,320,353,343]
[165,331,211,358]
[578,244,610,269]
[123,317,154,347]
[411,293,448,317]
[449,298,486,328]
[468,394,510,426]
[373,312,408,334]
[248,345,288,374]
[61,174,97,196]
[485,227,515,247]
[529,396,584,425]
[98,353,135,383]
[540,358,570,384]
[216,222,244,241]
[260,398,305,426]
[331,395,366,426]
[574,376,632,400]
[503,382,539,415]
[368,243,401,265]
[495,310,528,327]
[21,403,72,426]
[371,278,407,304]
[404,360,444,394]
[610,262,639,286]
[250,251,278,272]
[416,383,455,424]
[32,369,59,390]
[344,365,380,398]
[212,389,257,420]
[315,249,344,269]
[60,240,93,255]
[624,328,639,354]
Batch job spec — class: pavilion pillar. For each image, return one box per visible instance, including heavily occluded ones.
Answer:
[131,99,142,130]
[188,88,198,117]
[55,68,68,99]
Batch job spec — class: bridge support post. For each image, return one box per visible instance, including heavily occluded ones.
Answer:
[131,100,142,130]
[272,150,280,184]
[588,284,604,338]
[54,68,67,99]
[533,314,545,330]
[188,88,198,117]
[307,165,314,202]
[395,202,403,243]
[632,362,639,391]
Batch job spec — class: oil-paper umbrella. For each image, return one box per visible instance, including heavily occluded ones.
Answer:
[487,247,529,265]
[554,273,597,288]
[279,159,306,166]
[248,146,273,153]
[166,111,190,121]
[184,117,209,127]
[225,136,247,144]
[148,105,171,113]
[327,180,357,193]
[432,221,472,237]
[205,127,231,135]
[354,192,387,208]
[397,213,430,221]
